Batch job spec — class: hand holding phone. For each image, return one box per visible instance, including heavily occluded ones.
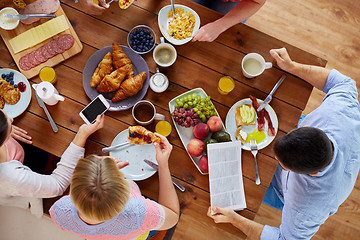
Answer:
[79,95,110,124]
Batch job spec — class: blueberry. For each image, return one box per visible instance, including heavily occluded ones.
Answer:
[144,46,149,51]
[9,75,13,81]
[139,44,143,48]
[9,72,14,77]
[140,31,144,36]
[9,80,14,85]
[1,74,5,78]
[14,84,17,88]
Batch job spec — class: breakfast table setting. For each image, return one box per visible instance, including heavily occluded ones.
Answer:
[0,0,327,239]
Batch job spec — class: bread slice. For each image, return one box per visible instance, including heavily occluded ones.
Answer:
[235,104,256,126]
[235,126,247,144]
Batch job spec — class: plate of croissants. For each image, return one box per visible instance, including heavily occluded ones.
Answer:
[83,43,149,111]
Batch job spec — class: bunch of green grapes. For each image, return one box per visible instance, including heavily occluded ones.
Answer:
[174,93,217,122]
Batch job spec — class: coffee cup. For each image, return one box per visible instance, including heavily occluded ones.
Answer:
[132,100,165,125]
[153,37,177,67]
[241,53,272,78]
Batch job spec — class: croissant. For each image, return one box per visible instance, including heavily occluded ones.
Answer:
[112,43,132,69]
[90,52,113,88]
[112,72,147,102]
[128,126,161,145]
[96,64,133,93]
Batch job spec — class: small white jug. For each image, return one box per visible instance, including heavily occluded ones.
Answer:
[32,82,64,105]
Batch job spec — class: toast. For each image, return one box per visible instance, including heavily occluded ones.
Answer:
[235,104,256,126]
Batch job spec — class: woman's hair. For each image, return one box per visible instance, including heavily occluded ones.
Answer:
[274,127,333,174]
[70,155,130,222]
[0,110,9,146]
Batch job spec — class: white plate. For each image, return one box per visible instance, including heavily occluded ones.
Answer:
[0,69,31,118]
[109,129,157,181]
[158,4,200,45]
[169,88,225,175]
[225,98,278,151]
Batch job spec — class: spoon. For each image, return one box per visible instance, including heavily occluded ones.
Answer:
[170,0,175,17]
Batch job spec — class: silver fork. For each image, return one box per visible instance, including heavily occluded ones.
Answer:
[250,139,261,185]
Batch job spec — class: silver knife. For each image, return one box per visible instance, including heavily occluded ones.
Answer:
[102,142,130,153]
[35,92,58,133]
[257,74,287,111]
[5,14,56,20]
[144,159,186,192]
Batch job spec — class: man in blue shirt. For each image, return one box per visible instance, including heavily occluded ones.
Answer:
[208,47,360,239]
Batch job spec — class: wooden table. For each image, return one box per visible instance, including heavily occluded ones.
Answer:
[0,0,326,239]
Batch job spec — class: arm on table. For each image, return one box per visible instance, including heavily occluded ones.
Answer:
[270,48,331,90]
[207,207,264,240]
[153,134,180,230]
[192,0,266,42]
[10,115,104,198]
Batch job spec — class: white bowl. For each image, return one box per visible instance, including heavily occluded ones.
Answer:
[158,4,200,45]
[0,7,20,30]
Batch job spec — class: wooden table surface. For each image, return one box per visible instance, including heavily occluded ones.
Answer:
[0,0,326,239]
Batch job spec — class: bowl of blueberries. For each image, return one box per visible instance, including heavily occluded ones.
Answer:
[127,25,156,54]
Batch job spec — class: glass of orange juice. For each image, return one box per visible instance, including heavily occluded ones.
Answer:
[39,66,57,84]
[218,76,235,95]
[155,120,172,137]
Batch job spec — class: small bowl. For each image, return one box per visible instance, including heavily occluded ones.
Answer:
[0,7,20,30]
[127,25,156,55]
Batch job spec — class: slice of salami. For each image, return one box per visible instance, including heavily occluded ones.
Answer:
[19,55,32,71]
[34,48,47,64]
[45,40,57,57]
[57,34,75,51]
[50,40,62,54]
[28,51,41,67]
[42,44,55,59]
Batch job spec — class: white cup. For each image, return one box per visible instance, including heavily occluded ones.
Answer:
[241,53,272,78]
[132,100,165,125]
[153,37,177,67]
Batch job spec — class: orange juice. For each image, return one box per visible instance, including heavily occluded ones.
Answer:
[218,76,235,95]
[155,121,172,137]
[39,67,57,84]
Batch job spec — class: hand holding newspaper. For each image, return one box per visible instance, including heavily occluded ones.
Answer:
[207,141,246,214]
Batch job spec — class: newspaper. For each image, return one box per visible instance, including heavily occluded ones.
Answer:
[207,141,246,214]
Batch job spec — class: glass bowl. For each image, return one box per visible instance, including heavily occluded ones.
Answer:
[127,25,156,55]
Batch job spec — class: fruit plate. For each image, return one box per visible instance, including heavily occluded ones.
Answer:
[158,4,201,45]
[169,88,226,175]
[225,98,278,151]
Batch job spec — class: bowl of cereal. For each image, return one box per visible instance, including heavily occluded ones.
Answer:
[158,4,200,45]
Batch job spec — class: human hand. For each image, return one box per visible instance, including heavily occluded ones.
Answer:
[269,48,295,72]
[207,206,237,224]
[153,133,173,168]
[192,22,222,42]
[73,115,105,147]
[78,0,108,15]
[112,158,129,169]
[11,125,32,144]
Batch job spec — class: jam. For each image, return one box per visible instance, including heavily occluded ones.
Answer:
[17,82,26,92]
[129,132,152,144]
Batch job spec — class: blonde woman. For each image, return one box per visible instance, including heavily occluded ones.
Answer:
[50,134,180,240]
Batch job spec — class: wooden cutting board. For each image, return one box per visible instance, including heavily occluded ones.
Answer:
[0,6,82,79]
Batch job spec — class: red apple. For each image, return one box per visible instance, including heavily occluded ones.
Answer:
[199,155,209,172]
[187,139,204,157]
[207,116,222,132]
[193,123,210,139]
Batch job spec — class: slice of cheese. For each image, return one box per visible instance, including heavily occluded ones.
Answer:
[9,15,69,54]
